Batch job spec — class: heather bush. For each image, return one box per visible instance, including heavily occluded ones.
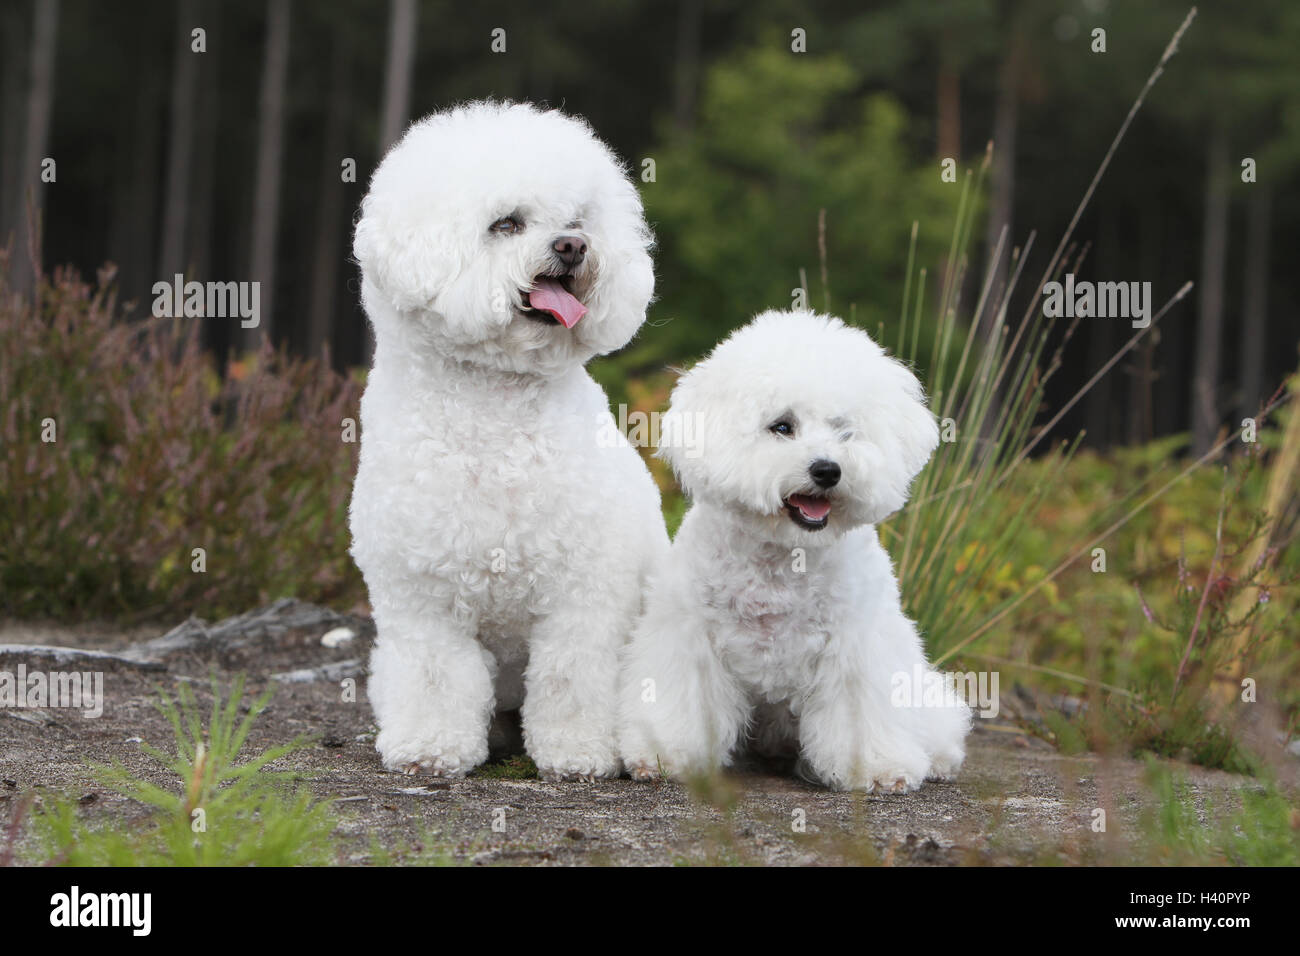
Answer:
[0,249,365,622]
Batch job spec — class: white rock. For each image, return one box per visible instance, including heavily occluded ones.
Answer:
[320,626,357,648]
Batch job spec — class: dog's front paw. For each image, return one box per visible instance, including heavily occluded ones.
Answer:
[927,745,965,781]
[533,744,621,783]
[622,747,717,783]
[872,771,923,793]
[525,708,621,782]
[376,729,487,778]
[799,749,930,793]
[389,756,467,778]
[625,759,660,783]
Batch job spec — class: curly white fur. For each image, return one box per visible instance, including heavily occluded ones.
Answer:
[619,311,970,791]
[351,101,668,780]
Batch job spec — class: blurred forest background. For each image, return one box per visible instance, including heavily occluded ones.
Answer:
[2,0,1297,451]
[3,0,1299,778]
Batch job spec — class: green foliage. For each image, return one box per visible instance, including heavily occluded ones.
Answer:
[27,676,339,866]
[471,754,538,780]
[980,418,1299,772]
[0,254,367,621]
[878,141,1069,663]
[662,490,688,538]
[599,41,960,390]
[1137,761,1300,865]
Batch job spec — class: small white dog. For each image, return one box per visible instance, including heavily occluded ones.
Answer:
[619,311,969,791]
[351,101,667,780]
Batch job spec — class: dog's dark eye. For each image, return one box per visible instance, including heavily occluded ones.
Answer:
[490,216,523,235]
[769,420,795,438]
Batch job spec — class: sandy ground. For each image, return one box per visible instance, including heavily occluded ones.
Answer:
[0,599,1276,865]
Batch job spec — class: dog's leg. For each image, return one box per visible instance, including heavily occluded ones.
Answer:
[619,614,748,782]
[368,612,494,777]
[877,613,970,782]
[797,618,935,792]
[909,672,971,780]
[521,602,628,782]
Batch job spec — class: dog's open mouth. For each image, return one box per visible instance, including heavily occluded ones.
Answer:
[521,274,587,328]
[784,493,831,531]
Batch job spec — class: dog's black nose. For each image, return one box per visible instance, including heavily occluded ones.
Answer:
[809,459,841,488]
[552,235,587,267]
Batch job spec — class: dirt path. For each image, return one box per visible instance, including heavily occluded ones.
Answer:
[0,600,1268,865]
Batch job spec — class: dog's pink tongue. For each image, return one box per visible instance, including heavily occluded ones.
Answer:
[789,494,831,519]
[529,277,587,329]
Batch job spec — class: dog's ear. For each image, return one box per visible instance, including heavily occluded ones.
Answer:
[353,195,455,314]
[654,371,700,485]
[880,357,941,484]
[654,363,732,501]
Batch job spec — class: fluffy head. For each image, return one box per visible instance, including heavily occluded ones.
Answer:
[354,101,654,375]
[660,311,939,546]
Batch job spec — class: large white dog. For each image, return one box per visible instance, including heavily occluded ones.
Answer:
[351,101,667,780]
[619,311,969,791]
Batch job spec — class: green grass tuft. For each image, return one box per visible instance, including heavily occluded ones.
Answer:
[23,676,339,866]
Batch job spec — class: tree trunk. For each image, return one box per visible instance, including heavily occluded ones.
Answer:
[1191,124,1229,456]
[984,30,1020,304]
[378,0,417,154]
[673,0,702,133]
[244,0,291,350]
[936,38,961,161]
[157,0,201,282]
[188,3,221,283]
[1236,185,1271,421]
[111,54,162,308]
[1084,210,1119,448]
[14,0,59,296]
[1128,199,1161,445]
[523,4,553,104]
[0,2,29,247]
[306,35,351,361]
